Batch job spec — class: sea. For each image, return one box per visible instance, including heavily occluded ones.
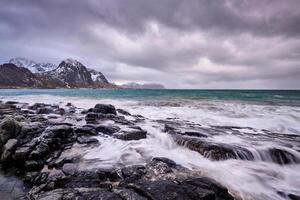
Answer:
[0,89,300,200]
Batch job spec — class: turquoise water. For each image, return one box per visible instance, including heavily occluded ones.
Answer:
[0,89,300,105]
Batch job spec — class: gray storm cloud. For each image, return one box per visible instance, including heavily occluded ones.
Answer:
[0,0,300,88]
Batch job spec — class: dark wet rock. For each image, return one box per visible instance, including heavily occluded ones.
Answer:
[49,155,80,168]
[1,139,18,162]
[49,125,74,140]
[14,115,26,122]
[144,158,175,179]
[85,112,98,123]
[113,188,147,200]
[30,188,65,200]
[54,108,65,115]
[29,172,49,186]
[36,107,54,114]
[5,101,18,105]
[81,109,89,114]
[62,163,78,176]
[47,115,59,119]
[0,102,236,200]
[182,131,208,138]
[29,103,48,110]
[117,158,234,200]
[289,193,300,200]
[97,168,121,181]
[96,125,120,135]
[45,150,62,165]
[29,141,50,159]
[62,170,103,188]
[151,157,178,168]
[66,102,73,107]
[85,112,130,125]
[50,122,74,127]
[115,130,147,141]
[94,104,117,115]
[47,169,66,182]
[164,124,177,132]
[21,122,45,135]
[25,160,44,171]
[20,109,35,115]
[17,136,40,151]
[29,115,49,123]
[124,178,233,200]
[112,116,134,126]
[14,146,32,162]
[77,136,99,145]
[174,136,254,161]
[25,156,234,200]
[132,114,145,121]
[26,126,74,161]
[74,126,97,136]
[0,117,22,147]
[269,148,300,165]
[117,109,131,116]
[119,165,146,182]
[32,188,123,200]
[180,177,235,200]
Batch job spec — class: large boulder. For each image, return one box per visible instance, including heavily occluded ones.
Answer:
[120,157,234,200]
[93,104,117,115]
[49,125,74,138]
[0,117,22,147]
[117,109,131,116]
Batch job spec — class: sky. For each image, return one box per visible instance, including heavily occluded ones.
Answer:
[0,0,300,89]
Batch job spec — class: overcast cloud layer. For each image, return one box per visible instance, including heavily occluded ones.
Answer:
[1,0,300,89]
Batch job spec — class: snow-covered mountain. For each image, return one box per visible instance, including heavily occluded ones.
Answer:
[9,58,56,73]
[4,58,116,88]
[0,63,65,88]
[46,59,94,88]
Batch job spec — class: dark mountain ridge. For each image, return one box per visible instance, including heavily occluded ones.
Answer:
[0,58,116,89]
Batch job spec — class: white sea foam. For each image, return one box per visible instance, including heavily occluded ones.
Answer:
[2,94,299,135]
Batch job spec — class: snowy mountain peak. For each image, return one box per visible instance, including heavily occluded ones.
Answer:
[56,59,86,73]
[9,57,36,69]
[9,58,56,73]
[63,58,82,66]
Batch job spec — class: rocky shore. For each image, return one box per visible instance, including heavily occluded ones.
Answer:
[0,100,235,200]
[0,100,299,199]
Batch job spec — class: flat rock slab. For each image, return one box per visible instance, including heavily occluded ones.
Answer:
[0,173,26,200]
